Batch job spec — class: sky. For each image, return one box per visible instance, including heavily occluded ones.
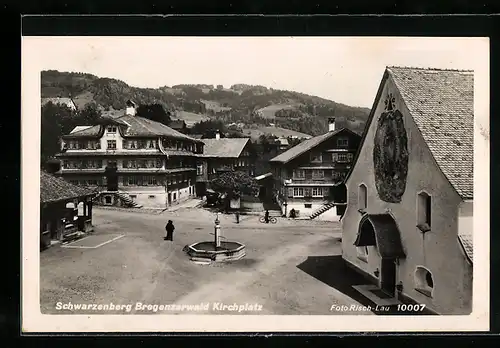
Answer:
[23,36,488,108]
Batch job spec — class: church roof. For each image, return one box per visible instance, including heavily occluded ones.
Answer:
[388,67,474,199]
[346,67,474,199]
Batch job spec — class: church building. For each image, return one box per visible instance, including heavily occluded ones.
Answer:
[341,66,474,315]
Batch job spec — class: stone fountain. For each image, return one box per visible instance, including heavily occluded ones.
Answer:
[185,213,246,263]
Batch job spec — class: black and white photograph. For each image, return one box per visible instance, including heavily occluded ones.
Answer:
[22,35,489,332]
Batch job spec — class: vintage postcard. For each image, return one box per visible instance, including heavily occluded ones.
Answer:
[21,36,490,332]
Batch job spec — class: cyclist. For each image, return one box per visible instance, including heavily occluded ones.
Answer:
[264,210,270,224]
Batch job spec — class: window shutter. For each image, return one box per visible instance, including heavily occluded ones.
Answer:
[287,188,293,198]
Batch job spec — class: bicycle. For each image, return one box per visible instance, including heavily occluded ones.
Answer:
[259,216,277,224]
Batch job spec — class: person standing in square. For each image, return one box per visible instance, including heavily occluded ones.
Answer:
[164,220,175,241]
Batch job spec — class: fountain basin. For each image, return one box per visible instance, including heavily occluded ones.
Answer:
[185,241,246,262]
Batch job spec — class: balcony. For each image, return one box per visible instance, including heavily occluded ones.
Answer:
[59,168,105,174]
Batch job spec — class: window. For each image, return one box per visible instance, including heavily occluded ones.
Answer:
[337,137,348,147]
[149,195,156,199]
[337,153,348,163]
[312,170,325,179]
[415,267,434,297]
[107,126,117,133]
[173,175,177,184]
[310,152,322,163]
[107,140,116,149]
[128,140,137,149]
[148,140,156,149]
[293,169,305,179]
[356,246,369,262]
[69,180,79,185]
[173,193,177,200]
[123,160,135,169]
[197,164,203,175]
[358,184,367,210]
[304,203,312,208]
[312,187,323,197]
[347,153,354,162]
[104,196,112,204]
[126,176,137,185]
[293,187,304,197]
[417,192,432,232]
[137,159,148,168]
[146,176,157,185]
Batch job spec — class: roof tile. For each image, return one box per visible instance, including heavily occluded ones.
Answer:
[388,67,474,199]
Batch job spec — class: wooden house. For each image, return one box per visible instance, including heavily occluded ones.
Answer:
[269,118,361,220]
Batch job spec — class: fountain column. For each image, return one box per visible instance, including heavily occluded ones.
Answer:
[214,213,221,248]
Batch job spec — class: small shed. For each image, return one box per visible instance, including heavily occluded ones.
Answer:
[40,171,96,249]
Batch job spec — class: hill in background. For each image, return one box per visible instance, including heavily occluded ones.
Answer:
[41,70,371,136]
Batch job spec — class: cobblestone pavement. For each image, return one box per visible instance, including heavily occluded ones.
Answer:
[40,206,374,316]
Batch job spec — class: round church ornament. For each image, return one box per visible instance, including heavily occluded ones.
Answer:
[373,93,409,203]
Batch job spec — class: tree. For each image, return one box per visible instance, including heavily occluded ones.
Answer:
[210,170,260,199]
[78,103,102,124]
[287,136,303,147]
[41,102,76,166]
[136,103,171,125]
[41,102,105,168]
[190,119,227,138]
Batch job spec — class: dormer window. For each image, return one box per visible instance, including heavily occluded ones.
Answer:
[107,126,117,133]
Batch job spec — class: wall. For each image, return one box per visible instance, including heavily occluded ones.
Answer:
[119,186,167,208]
[458,200,473,236]
[341,76,470,314]
[100,126,124,151]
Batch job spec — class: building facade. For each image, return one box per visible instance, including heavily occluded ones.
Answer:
[55,102,204,209]
[269,119,361,220]
[195,133,256,196]
[341,67,474,315]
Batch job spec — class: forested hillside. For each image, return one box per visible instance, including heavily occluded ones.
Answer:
[41,70,371,136]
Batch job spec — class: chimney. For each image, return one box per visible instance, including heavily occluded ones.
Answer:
[215,130,220,140]
[328,117,336,132]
